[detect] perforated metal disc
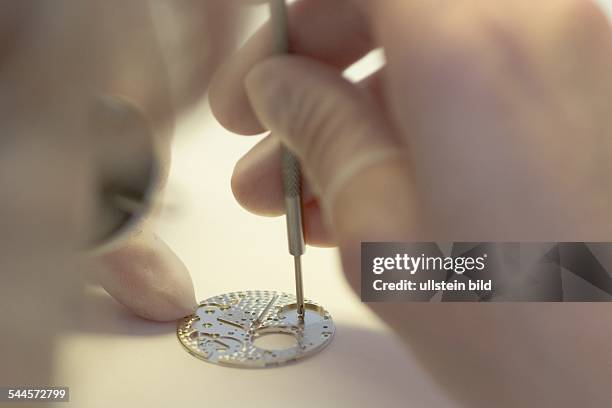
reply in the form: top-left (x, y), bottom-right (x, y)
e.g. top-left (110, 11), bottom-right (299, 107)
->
top-left (177, 290), bottom-right (335, 368)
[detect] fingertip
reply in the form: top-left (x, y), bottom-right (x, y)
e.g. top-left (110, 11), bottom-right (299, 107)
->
top-left (242, 56), bottom-right (291, 119)
top-left (210, 0), bottom-right (374, 137)
top-left (230, 134), bottom-right (333, 246)
top-left (231, 136), bottom-right (286, 216)
top-left (209, 57), bottom-right (267, 136)
top-left (98, 230), bottom-right (197, 322)
top-left (231, 161), bottom-right (285, 217)
top-left (303, 201), bottom-right (335, 247)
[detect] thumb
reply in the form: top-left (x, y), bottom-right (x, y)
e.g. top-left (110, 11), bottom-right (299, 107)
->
top-left (95, 228), bottom-right (197, 322)
top-left (244, 56), bottom-right (419, 288)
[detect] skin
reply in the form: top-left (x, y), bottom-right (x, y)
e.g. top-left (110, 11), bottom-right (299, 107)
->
top-left (0, 0), bottom-right (246, 386)
top-left (2, 0), bottom-right (612, 405)
top-left (0, 0), bottom-right (246, 319)
top-left (210, 0), bottom-right (612, 406)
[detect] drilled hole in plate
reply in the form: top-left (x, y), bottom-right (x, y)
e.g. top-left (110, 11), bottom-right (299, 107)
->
top-left (278, 303), bottom-right (328, 322)
top-left (253, 333), bottom-right (298, 351)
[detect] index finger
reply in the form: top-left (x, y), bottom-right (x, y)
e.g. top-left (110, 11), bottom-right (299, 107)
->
top-left (209, 0), bottom-right (374, 135)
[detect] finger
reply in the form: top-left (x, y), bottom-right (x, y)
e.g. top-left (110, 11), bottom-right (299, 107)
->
top-left (231, 135), bottom-right (333, 246)
top-left (231, 68), bottom-right (385, 213)
top-left (95, 228), bottom-right (197, 322)
top-left (151, 0), bottom-right (246, 114)
top-left (87, 96), bottom-right (173, 248)
top-left (231, 69), bottom-right (386, 247)
top-left (210, 0), bottom-right (374, 135)
top-left (302, 200), bottom-right (334, 247)
top-left (231, 135), bottom-right (317, 216)
top-left (244, 56), bottom-right (418, 289)
top-left (245, 56), bottom-right (406, 215)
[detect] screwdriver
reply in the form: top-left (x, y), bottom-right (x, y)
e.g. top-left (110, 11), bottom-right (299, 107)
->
top-left (268, 0), bottom-right (306, 321)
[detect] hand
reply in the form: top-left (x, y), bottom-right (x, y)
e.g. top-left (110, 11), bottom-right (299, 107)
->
top-left (210, 0), bottom-right (612, 405)
top-left (0, 1), bottom-right (244, 322)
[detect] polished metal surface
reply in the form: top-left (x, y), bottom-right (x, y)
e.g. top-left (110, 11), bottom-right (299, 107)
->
top-left (177, 291), bottom-right (334, 368)
top-left (293, 256), bottom-right (305, 319)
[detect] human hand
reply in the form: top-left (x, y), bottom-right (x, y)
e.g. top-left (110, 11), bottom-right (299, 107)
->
top-left (213, 0), bottom-right (612, 247)
top-left (211, 0), bottom-right (612, 405)
top-left (0, 0), bottom-right (245, 322)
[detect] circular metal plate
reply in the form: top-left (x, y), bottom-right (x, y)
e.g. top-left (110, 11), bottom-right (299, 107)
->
top-left (177, 290), bottom-right (335, 368)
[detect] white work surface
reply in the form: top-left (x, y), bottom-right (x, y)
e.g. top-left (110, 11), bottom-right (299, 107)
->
top-left (53, 2), bottom-right (612, 406)
top-left (54, 99), bottom-right (453, 407)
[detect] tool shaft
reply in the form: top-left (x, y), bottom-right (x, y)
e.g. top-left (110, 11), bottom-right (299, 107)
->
top-left (269, 0), bottom-right (306, 320)
top-left (294, 256), bottom-right (305, 318)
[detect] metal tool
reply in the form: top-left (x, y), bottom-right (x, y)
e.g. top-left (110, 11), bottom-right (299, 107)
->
top-left (268, 0), bottom-right (306, 321)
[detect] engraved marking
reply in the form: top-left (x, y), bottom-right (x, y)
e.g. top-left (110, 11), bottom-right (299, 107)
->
top-left (214, 339), bottom-right (230, 349)
top-left (254, 295), bottom-right (278, 327)
top-left (217, 317), bottom-right (245, 330)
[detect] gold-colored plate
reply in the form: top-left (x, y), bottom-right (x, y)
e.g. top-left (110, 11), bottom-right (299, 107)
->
top-left (177, 290), bottom-right (335, 368)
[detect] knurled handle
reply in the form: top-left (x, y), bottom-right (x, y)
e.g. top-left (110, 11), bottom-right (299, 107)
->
top-left (282, 145), bottom-right (305, 256)
top-left (281, 146), bottom-right (302, 198)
